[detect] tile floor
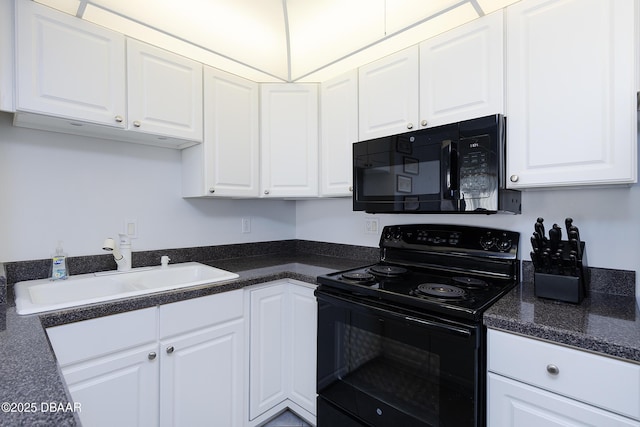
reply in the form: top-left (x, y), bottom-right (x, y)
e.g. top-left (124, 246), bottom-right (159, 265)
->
top-left (260, 410), bottom-right (311, 427)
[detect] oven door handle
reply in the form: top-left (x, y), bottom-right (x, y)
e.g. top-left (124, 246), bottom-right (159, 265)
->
top-left (316, 289), bottom-right (473, 338)
top-left (403, 315), bottom-right (471, 337)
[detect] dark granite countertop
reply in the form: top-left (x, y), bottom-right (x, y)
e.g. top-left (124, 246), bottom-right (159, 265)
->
top-left (1, 243), bottom-right (638, 426)
top-left (0, 252), bottom-right (368, 427)
top-left (484, 264), bottom-right (640, 363)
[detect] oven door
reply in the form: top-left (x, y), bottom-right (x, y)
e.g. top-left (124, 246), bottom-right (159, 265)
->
top-left (316, 288), bottom-right (482, 427)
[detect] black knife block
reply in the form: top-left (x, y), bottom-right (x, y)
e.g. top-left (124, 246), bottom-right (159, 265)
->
top-left (534, 241), bottom-right (588, 304)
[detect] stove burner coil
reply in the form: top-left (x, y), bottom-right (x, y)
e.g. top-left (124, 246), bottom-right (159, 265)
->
top-left (341, 272), bottom-right (375, 283)
top-left (452, 276), bottom-right (489, 289)
top-left (415, 283), bottom-right (468, 300)
top-left (368, 265), bottom-right (408, 277)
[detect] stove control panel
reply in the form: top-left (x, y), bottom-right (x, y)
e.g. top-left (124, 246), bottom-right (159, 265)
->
top-left (380, 224), bottom-right (519, 255)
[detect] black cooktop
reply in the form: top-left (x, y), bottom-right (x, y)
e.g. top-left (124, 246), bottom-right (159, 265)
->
top-left (316, 224), bottom-right (520, 321)
top-left (317, 263), bottom-right (517, 321)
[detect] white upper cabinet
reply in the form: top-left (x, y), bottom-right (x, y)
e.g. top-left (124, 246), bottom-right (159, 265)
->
top-left (182, 66), bottom-right (259, 198)
top-left (505, 0), bottom-right (637, 188)
top-left (320, 70), bottom-right (358, 197)
top-left (14, 0), bottom-right (202, 148)
top-left (260, 83), bottom-right (319, 198)
top-left (419, 11), bottom-right (504, 127)
top-left (0, 0), bottom-right (15, 112)
top-left (358, 46), bottom-right (419, 140)
top-left (127, 38), bottom-right (203, 142)
top-left (358, 12), bottom-right (504, 141)
top-left (15, 0), bottom-right (126, 127)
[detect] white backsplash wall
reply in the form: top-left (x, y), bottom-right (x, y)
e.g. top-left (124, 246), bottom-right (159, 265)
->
top-left (0, 112), bottom-right (296, 262)
top-left (296, 185), bottom-right (640, 274)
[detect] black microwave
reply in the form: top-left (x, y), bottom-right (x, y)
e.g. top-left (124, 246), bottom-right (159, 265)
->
top-left (353, 114), bottom-right (521, 214)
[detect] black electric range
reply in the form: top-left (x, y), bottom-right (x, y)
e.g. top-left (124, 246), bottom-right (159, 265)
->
top-left (315, 224), bottom-right (521, 427)
top-left (317, 223), bottom-right (521, 322)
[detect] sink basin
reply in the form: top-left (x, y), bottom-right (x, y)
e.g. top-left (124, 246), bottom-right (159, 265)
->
top-left (14, 262), bottom-right (239, 315)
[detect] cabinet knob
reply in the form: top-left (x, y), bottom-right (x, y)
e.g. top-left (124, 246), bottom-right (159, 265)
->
top-left (133, 121), bottom-right (141, 128)
top-left (148, 352), bottom-right (157, 360)
top-left (406, 123), bottom-right (414, 130)
top-left (209, 188), bottom-right (215, 194)
top-left (115, 115), bottom-right (124, 123)
top-left (420, 120), bottom-right (428, 127)
top-left (510, 175), bottom-right (519, 183)
top-left (264, 190), bottom-right (270, 195)
top-left (546, 364), bottom-right (559, 375)
top-left (166, 346), bottom-right (175, 354)
top-left (349, 186), bottom-right (353, 192)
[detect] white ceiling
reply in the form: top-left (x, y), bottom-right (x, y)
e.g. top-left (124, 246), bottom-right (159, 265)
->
top-left (34, 0), bottom-right (520, 82)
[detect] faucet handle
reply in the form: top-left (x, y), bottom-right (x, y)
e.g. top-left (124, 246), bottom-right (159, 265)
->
top-left (161, 256), bottom-right (171, 268)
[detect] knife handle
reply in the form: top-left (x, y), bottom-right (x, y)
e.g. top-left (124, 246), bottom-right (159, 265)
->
top-left (565, 217), bottom-right (573, 234)
top-left (535, 218), bottom-right (546, 242)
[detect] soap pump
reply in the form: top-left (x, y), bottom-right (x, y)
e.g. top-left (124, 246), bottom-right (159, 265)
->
top-left (50, 241), bottom-right (68, 280)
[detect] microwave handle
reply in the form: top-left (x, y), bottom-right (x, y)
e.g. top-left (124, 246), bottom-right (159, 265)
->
top-left (441, 140), bottom-right (458, 199)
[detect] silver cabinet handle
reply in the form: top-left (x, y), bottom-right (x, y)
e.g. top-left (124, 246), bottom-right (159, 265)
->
top-left (546, 364), bottom-right (559, 375)
top-left (148, 352), bottom-right (157, 360)
top-left (420, 120), bottom-right (428, 127)
top-left (406, 123), bottom-right (414, 130)
top-left (510, 175), bottom-right (519, 183)
top-left (166, 346), bottom-right (175, 354)
top-left (264, 190), bottom-right (270, 195)
top-left (115, 115), bottom-right (124, 123)
top-left (209, 188), bottom-right (215, 194)
top-left (349, 186), bottom-right (353, 192)
top-left (133, 121), bottom-right (141, 128)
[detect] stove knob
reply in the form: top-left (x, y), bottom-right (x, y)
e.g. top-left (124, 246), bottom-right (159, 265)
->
top-left (496, 237), bottom-right (513, 251)
top-left (479, 233), bottom-right (495, 250)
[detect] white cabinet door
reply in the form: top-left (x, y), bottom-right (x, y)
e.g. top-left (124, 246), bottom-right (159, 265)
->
top-left (61, 344), bottom-right (160, 427)
top-left (260, 84), bottom-right (319, 198)
top-left (47, 307), bottom-right (159, 427)
top-left (15, 0), bottom-right (126, 127)
top-left (288, 284), bottom-right (317, 416)
top-left (320, 70), bottom-right (358, 197)
top-left (489, 374), bottom-right (640, 427)
top-left (127, 38), bottom-right (203, 142)
top-left (159, 290), bottom-right (245, 427)
top-left (249, 283), bottom-right (289, 419)
top-left (419, 11), bottom-right (504, 127)
top-left (182, 66), bottom-right (259, 197)
top-left (505, 0), bottom-right (637, 188)
top-left (358, 46), bottom-right (419, 140)
top-left (159, 318), bottom-right (245, 427)
top-left (248, 281), bottom-right (318, 424)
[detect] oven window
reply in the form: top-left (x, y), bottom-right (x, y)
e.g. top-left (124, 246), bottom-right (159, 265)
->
top-left (317, 294), bottom-right (479, 426)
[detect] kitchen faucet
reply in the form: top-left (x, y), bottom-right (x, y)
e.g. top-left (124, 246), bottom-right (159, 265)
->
top-left (102, 234), bottom-right (132, 272)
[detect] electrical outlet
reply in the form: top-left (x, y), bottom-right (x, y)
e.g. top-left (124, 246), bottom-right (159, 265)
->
top-left (124, 218), bottom-right (138, 238)
top-left (241, 217), bottom-right (251, 233)
top-left (365, 218), bottom-right (379, 234)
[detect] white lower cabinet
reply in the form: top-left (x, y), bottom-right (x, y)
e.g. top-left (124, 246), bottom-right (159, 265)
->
top-left (46, 290), bottom-right (245, 427)
top-left (47, 308), bottom-right (159, 427)
top-left (489, 374), bottom-right (640, 427)
top-left (246, 280), bottom-right (317, 426)
top-left (159, 290), bottom-right (245, 427)
top-left (488, 329), bottom-right (640, 427)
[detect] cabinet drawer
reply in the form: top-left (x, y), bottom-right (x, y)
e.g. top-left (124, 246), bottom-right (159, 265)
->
top-left (488, 329), bottom-right (640, 420)
top-left (159, 290), bottom-right (243, 339)
top-left (47, 307), bottom-right (157, 366)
